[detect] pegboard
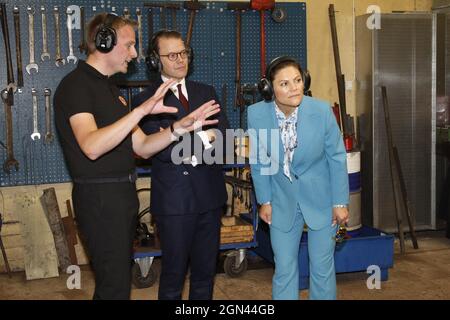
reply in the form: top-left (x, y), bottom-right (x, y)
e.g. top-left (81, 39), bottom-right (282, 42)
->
top-left (0, 1), bottom-right (306, 187)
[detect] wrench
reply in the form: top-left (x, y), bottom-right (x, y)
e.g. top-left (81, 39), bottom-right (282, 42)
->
top-left (44, 88), bottom-right (53, 143)
top-left (0, 4), bottom-right (17, 92)
top-left (26, 7), bottom-right (39, 74)
top-left (13, 6), bottom-right (24, 88)
top-left (136, 8), bottom-right (145, 63)
top-left (1, 89), bottom-right (19, 173)
top-left (78, 6), bottom-right (86, 53)
top-left (66, 7), bottom-right (77, 64)
top-left (31, 88), bottom-right (41, 140)
top-left (53, 6), bottom-right (65, 67)
top-left (40, 6), bottom-right (50, 61)
top-left (123, 7), bottom-right (131, 19)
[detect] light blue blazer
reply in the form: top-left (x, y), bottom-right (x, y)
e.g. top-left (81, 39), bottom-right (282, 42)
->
top-left (248, 96), bottom-right (349, 232)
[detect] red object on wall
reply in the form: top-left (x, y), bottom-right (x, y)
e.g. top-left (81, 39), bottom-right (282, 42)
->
top-left (344, 135), bottom-right (353, 152)
top-left (332, 103), bottom-right (342, 130)
top-left (250, 0), bottom-right (275, 10)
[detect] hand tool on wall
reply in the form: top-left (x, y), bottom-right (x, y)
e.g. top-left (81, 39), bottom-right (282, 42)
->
top-left (53, 6), bottom-right (65, 67)
top-left (227, 2), bottom-right (248, 129)
top-left (381, 86), bottom-right (419, 252)
top-left (147, 7), bottom-right (154, 45)
top-left (328, 4), bottom-right (348, 136)
top-left (40, 6), bottom-right (50, 61)
top-left (184, 0), bottom-right (206, 47)
top-left (1, 89), bottom-right (19, 173)
top-left (78, 6), bottom-right (86, 54)
top-left (136, 8), bottom-right (145, 63)
top-left (250, 0), bottom-right (275, 77)
top-left (26, 7), bottom-right (39, 75)
top-left (0, 3), bottom-right (17, 91)
top-left (44, 88), bottom-right (53, 144)
top-left (0, 213), bottom-right (12, 278)
top-left (12, 7), bottom-right (24, 88)
top-left (31, 88), bottom-right (41, 141)
top-left (66, 7), bottom-right (77, 64)
top-left (123, 7), bottom-right (131, 20)
top-left (170, 5), bottom-right (177, 31)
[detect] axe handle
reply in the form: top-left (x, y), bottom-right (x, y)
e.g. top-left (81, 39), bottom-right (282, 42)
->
top-left (260, 10), bottom-right (266, 77)
top-left (186, 10), bottom-right (196, 46)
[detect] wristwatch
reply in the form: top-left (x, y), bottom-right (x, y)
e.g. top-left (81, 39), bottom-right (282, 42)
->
top-left (333, 204), bottom-right (348, 208)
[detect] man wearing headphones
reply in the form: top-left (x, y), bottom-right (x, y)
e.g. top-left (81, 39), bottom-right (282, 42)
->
top-left (248, 56), bottom-right (349, 299)
top-left (132, 30), bottom-right (229, 300)
top-left (54, 14), bottom-right (220, 300)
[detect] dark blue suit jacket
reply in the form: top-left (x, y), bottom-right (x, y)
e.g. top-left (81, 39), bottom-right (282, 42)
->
top-left (132, 79), bottom-right (229, 216)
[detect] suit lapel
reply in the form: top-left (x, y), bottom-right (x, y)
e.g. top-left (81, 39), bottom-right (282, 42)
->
top-left (266, 103), bottom-right (285, 172)
top-left (292, 98), bottom-right (315, 170)
top-left (154, 77), bottom-right (188, 117)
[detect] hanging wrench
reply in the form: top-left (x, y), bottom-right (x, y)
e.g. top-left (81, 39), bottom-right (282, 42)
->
top-left (53, 6), bottom-right (65, 67)
top-left (41, 6), bottom-right (50, 61)
top-left (66, 7), bottom-right (77, 64)
top-left (31, 88), bottom-right (41, 141)
top-left (78, 6), bottom-right (86, 53)
top-left (1, 89), bottom-right (19, 173)
top-left (123, 7), bottom-right (131, 19)
top-left (26, 7), bottom-right (39, 74)
top-left (136, 8), bottom-right (145, 63)
top-left (44, 88), bottom-right (53, 144)
top-left (13, 6), bottom-right (24, 88)
top-left (0, 4), bottom-right (17, 92)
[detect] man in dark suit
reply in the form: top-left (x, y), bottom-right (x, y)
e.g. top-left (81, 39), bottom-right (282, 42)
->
top-left (132, 30), bottom-right (228, 300)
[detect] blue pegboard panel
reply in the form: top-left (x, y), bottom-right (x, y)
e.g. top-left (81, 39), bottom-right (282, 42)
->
top-left (0, 1), bottom-right (306, 187)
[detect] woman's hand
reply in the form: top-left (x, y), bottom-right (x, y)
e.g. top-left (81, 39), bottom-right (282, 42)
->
top-left (332, 207), bottom-right (350, 226)
top-left (259, 203), bottom-right (272, 225)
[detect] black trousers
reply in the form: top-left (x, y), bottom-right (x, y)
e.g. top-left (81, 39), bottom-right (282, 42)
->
top-left (72, 181), bottom-right (138, 300)
top-left (155, 207), bottom-right (222, 300)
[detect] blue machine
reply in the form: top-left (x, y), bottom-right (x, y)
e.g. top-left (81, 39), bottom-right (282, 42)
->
top-left (253, 222), bottom-right (394, 290)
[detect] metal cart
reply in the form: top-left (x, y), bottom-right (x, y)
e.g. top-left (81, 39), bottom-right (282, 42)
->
top-left (131, 164), bottom-right (258, 288)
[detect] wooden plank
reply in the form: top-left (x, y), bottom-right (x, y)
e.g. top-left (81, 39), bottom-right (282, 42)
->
top-left (1, 234), bottom-right (24, 249)
top-left (0, 247), bottom-right (24, 272)
top-left (16, 189), bottom-right (59, 280)
top-left (41, 188), bottom-right (71, 271)
top-left (221, 219), bottom-right (252, 232)
top-left (220, 235), bottom-right (253, 244)
top-left (221, 230), bottom-right (254, 237)
top-left (0, 222), bottom-right (21, 236)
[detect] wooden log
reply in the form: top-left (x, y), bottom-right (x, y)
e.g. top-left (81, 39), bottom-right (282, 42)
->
top-left (17, 190), bottom-right (59, 280)
top-left (40, 188), bottom-right (71, 272)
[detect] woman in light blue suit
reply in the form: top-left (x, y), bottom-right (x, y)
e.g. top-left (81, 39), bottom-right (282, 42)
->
top-left (248, 56), bottom-right (350, 300)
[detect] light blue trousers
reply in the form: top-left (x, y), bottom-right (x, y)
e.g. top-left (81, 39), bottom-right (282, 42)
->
top-left (270, 206), bottom-right (337, 300)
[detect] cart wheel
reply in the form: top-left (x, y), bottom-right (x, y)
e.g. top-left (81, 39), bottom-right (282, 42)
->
top-left (131, 262), bottom-right (157, 288)
top-left (223, 255), bottom-right (248, 278)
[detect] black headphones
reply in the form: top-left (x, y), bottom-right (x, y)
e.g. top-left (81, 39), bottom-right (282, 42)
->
top-left (95, 14), bottom-right (117, 53)
top-left (258, 56), bottom-right (311, 101)
top-left (146, 29), bottom-right (193, 73)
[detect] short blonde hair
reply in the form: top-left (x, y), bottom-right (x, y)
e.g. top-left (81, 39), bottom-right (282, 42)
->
top-left (84, 13), bottom-right (137, 54)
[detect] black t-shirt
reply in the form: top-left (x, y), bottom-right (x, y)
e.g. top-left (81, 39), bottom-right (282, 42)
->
top-left (54, 60), bottom-right (135, 179)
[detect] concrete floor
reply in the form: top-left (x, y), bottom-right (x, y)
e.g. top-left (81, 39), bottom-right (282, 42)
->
top-left (1, 230), bottom-right (450, 300)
